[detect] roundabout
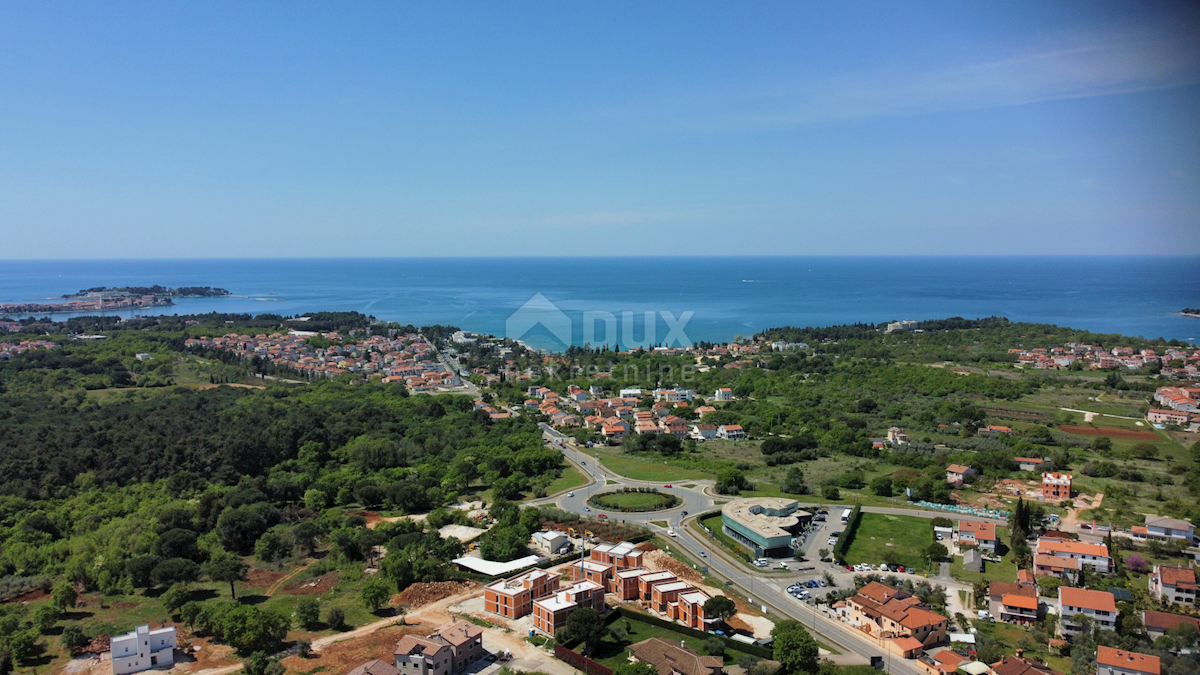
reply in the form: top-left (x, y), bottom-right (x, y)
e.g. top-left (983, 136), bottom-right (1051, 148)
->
top-left (586, 488), bottom-right (681, 512)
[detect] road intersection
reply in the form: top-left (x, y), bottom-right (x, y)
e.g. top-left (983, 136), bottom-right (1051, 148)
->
top-left (534, 423), bottom-right (995, 673)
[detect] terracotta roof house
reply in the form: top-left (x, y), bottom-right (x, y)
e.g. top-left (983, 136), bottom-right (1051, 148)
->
top-left (946, 465), bottom-right (976, 486)
top-left (846, 582), bottom-right (946, 658)
top-left (1149, 565), bottom-right (1197, 606)
top-left (346, 660), bottom-right (400, 675)
top-left (990, 654), bottom-right (1064, 675)
top-left (1097, 646), bottom-right (1160, 675)
top-left (1142, 610), bottom-right (1200, 640)
top-left (628, 638), bottom-right (724, 675)
top-left (957, 520), bottom-right (998, 552)
top-left (1058, 587), bottom-right (1117, 636)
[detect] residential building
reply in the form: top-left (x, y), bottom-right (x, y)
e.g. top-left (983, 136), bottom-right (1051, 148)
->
top-left (674, 590), bottom-right (715, 630)
top-left (1033, 554), bottom-right (1080, 580)
top-left (1041, 473), bottom-right (1071, 501)
top-left (714, 388), bottom-right (733, 401)
top-left (532, 580), bottom-right (605, 635)
top-left (717, 424), bottom-right (745, 440)
top-left (946, 465), bottom-right (975, 486)
top-left (638, 572), bottom-right (679, 601)
top-left (989, 580), bottom-right (1039, 625)
top-left (1096, 646), bottom-right (1160, 675)
top-left (612, 567), bottom-right (652, 600)
top-left (845, 582), bottom-right (948, 657)
top-left (1142, 611), bottom-right (1200, 640)
top-left (989, 654), bottom-right (1064, 675)
top-left (348, 661), bottom-right (401, 675)
top-left (569, 559), bottom-right (614, 588)
top-left (887, 427), bottom-right (909, 444)
top-left (112, 625), bottom-right (176, 675)
top-left (1148, 565), bottom-right (1197, 606)
top-left (887, 320), bottom-right (919, 333)
top-left (591, 541), bottom-right (645, 569)
top-left (1015, 457), bottom-right (1043, 471)
top-left (690, 424), bottom-right (718, 441)
top-left (650, 580), bottom-right (695, 613)
top-left (1036, 538), bottom-right (1111, 574)
top-left (484, 568), bottom-right (559, 619)
top-left (620, 388), bottom-right (644, 399)
top-left (1058, 587), bottom-right (1117, 635)
top-left (653, 388), bottom-right (694, 403)
top-left (393, 621), bottom-right (484, 675)
top-left (1145, 516), bottom-right (1195, 544)
top-left (627, 638), bottom-right (724, 675)
top-left (1147, 409), bottom-right (1189, 426)
top-left (957, 520), bottom-right (997, 552)
top-left (721, 497), bottom-right (809, 557)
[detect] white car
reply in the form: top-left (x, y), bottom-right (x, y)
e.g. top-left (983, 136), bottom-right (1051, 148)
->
top-left (878, 564), bottom-right (889, 572)
top-left (567, 492), bottom-right (575, 497)
top-left (666, 530), bottom-right (677, 537)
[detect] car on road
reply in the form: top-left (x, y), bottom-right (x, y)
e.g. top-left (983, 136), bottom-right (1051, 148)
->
top-left (597, 513), bottom-right (608, 519)
top-left (664, 484), bottom-right (672, 488)
top-left (581, 461), bottom-right (586, 466)
top-left (584, 506), bottom-right (590, 511)
top-left (667, 530), bottom-right (677, 537)
top-left (681, 511), bottom-right (688, 516)
top-left (699, 550), bottom-right (707, 557)
top-left (567, 492), bottom-right (575, 497)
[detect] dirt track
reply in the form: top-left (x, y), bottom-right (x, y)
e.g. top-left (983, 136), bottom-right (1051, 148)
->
top-left (1059, 425), bottom-right (1159, 440)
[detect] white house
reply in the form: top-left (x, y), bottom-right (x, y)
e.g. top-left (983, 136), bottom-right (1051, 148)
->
top-left (717, 425), bottom-right (745, 441)
top-left (690, 424), bottom-right (718, 441)
top-left (112, 625), bottom-right (176, 675)
top-left (653, 388), bottom-right (694, 403)
top-left (1058, 587), bottom-right (1116, 636)
top-left (532, 530), bottom-right (569, 555)
top-left (619, 388), bottom-right (643, 399)
top-left (714, 388), bottom-right (733, 401)
top-left (1146, 516), bottom-right (1195, 544)
top-left (1148, 565), bottom-right (1197, 606)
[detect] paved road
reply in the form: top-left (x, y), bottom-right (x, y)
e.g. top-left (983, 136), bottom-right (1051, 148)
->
top-left (534, 425), bottom-right (969, 674)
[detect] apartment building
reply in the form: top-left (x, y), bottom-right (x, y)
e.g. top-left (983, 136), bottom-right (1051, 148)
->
top-left (484, 568), bottom-right (559, 619)
top-left (1058, 587), bottom-right (1117, 636)
top-left (844, 582), bottom-right (948, 657)
top-left (1041, 473), bottom-right (1072, 501)
top-left (532, 581), bottom-right (605, 636)
top-left (1035, 538), bottom-right (1111, 574)
top-left (393, 621), bottom-right (483, 675)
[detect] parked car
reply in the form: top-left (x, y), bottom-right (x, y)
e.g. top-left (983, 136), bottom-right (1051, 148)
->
top-left (879, 564), bottom-right (889, 572)
top-left (819, 579), bottom-right (827, 586)
top-left (897, 566), bottom-right (905, 573)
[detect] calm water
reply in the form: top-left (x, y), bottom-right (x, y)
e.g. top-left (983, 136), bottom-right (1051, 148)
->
top-left (1, 257), bottom-right (1198, 349)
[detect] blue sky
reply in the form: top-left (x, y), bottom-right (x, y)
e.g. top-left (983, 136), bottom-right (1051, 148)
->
top-left (2, 2), bottom-right (1198, 258)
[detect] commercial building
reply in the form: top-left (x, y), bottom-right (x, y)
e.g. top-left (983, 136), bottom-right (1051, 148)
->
top-left (720, 497), bottom-right (809, 557)
top-left (111, 625), bottom-right (176, 675)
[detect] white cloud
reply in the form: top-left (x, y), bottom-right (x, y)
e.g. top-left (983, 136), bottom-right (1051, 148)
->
top-left (600, 25), bottom-right (1200, 132)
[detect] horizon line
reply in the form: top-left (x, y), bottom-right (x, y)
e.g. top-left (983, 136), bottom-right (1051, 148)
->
top-left (4, 253), bottom-right (1200, 263)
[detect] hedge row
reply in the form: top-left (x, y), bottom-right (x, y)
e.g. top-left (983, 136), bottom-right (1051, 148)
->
top-left (832, 504), bottom-right (862, 561)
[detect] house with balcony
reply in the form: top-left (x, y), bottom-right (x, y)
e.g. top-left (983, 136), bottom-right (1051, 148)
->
top-left (845, 582), bottom-right (948, 658)
top-left (532, 580), bottom-right (605, 636)
top-left (1096, 646), bottom-right (1160, 675)
top-left (1058, 587), bottom-right (1116, 636)
top-left (393, 621), bottom-right (483, 675)
top-left (957, 520), bottom-right (997, 553)
top-left (1148, 565), bottom-right (1196, 606)
top-left (111, 625), bottom-right (176, 675)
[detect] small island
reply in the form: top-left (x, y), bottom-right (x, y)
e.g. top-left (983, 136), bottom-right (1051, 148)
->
top-left (63, 285), bottom-right (231, 299)
top-left (1, 285), bottom-right (231, 316)
top-left (1182, 308), bottom-right (1200, 318)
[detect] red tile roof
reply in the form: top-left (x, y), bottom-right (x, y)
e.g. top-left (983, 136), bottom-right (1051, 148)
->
top-left (1059, 587), bottom-right (1116, 613)
top-left (1097, 646), bottom-right (1160, 675)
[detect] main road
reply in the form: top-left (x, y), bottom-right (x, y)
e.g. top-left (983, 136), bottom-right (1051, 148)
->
top-left (535, 423), bottom-right (979, 675)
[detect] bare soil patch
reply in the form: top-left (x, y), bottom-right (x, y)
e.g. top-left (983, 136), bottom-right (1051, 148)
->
top-left (394, 581), bottom-right (478, 608)
top-left (245, 568), bottom-right (289, 589)
top-left (643, 550), bottom-right (701, 584)
top-left (281, 623), bottom-right (421, 675)
top-left (4, 587), bottom-right (49, 604)
top-left (1059, 425), bottom-right (1159, 440)
top-left (283, 571), bottom-right (340, 595)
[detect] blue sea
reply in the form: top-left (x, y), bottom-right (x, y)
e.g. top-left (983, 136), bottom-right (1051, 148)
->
top-left (2, 257), bottom-right (1198, 350)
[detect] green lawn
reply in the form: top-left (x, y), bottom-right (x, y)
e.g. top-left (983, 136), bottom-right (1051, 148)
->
top-left (591, 449), bottom-right (714, 481)
top-left (842, 513), bottom-right (933, 569)
top-left (579, 615), bottom-right (756, 668)
top-left (950, 534), bottom-right (1018, 584)
top-left (544, 465), bottom-right (589, 495)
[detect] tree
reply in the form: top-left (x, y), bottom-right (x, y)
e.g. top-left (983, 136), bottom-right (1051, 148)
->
top-left (127, 555), bottom-right (162, 588)
top-left (716, 469), bottom-right (750, 495)
top-left (327, 606), bottom-right (347, 630)
top-left (60, 625), bottom-right (88, 653)
top-left (614, 663), bottom-right (658, 675)
top-left (869, 476), bottom-right (893, 497)
top-left (772, 620), bottom-right (819, 675)
top-left (821, 485), bottom-right (840, 500)
top-left (205, 553), bottom-right (249, 599)
top-left (297, 639), bottom-right (312, 658)
top-left (7, 629), bottom-right (42, 665)
top-left (152, 558), bottom-right (201, 587)
top-left (244, 651), bottom-right (285, 675)
top-left (51, 584), bottom-right (78, 611)
top-left (818, 548), bottom-right (830, 561)
top-left (33, 604), bottom-right (61, 634)
top-left (558, 607), bottom-right (608, 656)
top-left (362, 578), bottom-right (391, 612)
top-left (162, 584), bottom-right (192, 615)
top-left (702, 637), bottom-right (726, 657)
top-left (295, 597), bottom-right (321, 629)
top-left (782, 467), bottom-right (809, 495)
top-left (926, 543), bottom-right (948, 562)
top-left (704, 596), bottom-right (737, 623)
